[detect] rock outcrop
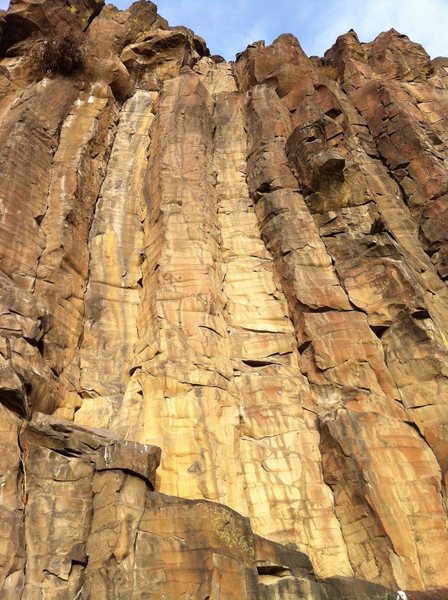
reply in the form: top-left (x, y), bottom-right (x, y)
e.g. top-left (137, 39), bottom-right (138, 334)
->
top-left (0, 1), bottom-right (447, 598)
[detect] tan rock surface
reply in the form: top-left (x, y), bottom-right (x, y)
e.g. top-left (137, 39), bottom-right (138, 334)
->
top-left (1, 1), bottom-right (448, 597)
top-left (0, 405), bottom-right (402, 600)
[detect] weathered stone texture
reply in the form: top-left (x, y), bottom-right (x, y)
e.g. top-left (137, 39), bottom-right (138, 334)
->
top-left (0, 404), bottom-right (400, 600)
top-left (1, 1), bottom-right (448, 598)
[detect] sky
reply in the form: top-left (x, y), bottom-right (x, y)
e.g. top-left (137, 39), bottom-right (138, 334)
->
top-left (1, 0), bottom-right (447, 60)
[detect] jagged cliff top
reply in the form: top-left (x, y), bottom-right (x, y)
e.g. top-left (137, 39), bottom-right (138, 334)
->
top-left (1, 0), bottom-right (446, 87)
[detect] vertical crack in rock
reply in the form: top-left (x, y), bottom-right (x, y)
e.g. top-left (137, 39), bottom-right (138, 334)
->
top-left (71, 90), bottom-right (158, 428)
top-left (31, 84), bottom-right (118, 417)
top-left (210, 67), bottom-right (353, 577)
top-left (319, 417), bottom-right (401, 589)
top-left (103, 69), bottom-right (242, 508)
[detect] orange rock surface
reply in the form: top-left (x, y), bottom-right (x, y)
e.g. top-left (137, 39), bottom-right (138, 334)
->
top-left (0, 1), bottom-right (447, 598)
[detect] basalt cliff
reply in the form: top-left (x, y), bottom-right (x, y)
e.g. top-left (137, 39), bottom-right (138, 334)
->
top-left (0, 1), bottom-right (448, 598)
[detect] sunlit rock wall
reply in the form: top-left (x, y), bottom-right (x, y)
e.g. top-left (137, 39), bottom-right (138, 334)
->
top-left (1, 1), bottom-right (448, 597)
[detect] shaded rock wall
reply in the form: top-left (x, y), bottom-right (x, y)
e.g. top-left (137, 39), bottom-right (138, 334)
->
top-left (0, 1), bottom-right (448, 597)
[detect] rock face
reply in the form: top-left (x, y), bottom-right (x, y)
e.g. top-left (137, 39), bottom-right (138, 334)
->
top-left (0, 1), bottom-right (447, 598)
top-left (0, 405), bottom-right (400, 600)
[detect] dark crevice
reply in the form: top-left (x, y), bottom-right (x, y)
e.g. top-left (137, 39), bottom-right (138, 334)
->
top-left (241, 359), bottom-right (276, 368)
top-left (198, 324), bottom-right (224, 337)
top-left (82, 2), bottom-right (105, 33)
top-left (322, 230), bottom-right (345, 239)
top-left (370, 325), bottom-right (390, 339)
top-left (36, 338), bottom-right (45, 356)
top-left (306, 305), bottom-right (338, 314)
top-left (298, 340), bottom-right (311, 353)
top-left (257, 564), bottom-right (291, 576)
top-left (71, 558), bottom-right (88, 569)
top-left (48, 447), bottom-right (84, 458)
top-left (370, 217), bottom-right (386, 235)
top-left (404, 419), bottom-right (426, 441)
top-left (422, 244), bottom-right (438, 258)
top-left (0, 389), bottom-right (29, 418)
top-left (257, 182), bottom-right (271, 194)
top-left (325, 107), bottom-right (343, 120)
top-left (24, 336), bottom-right (45, 356)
